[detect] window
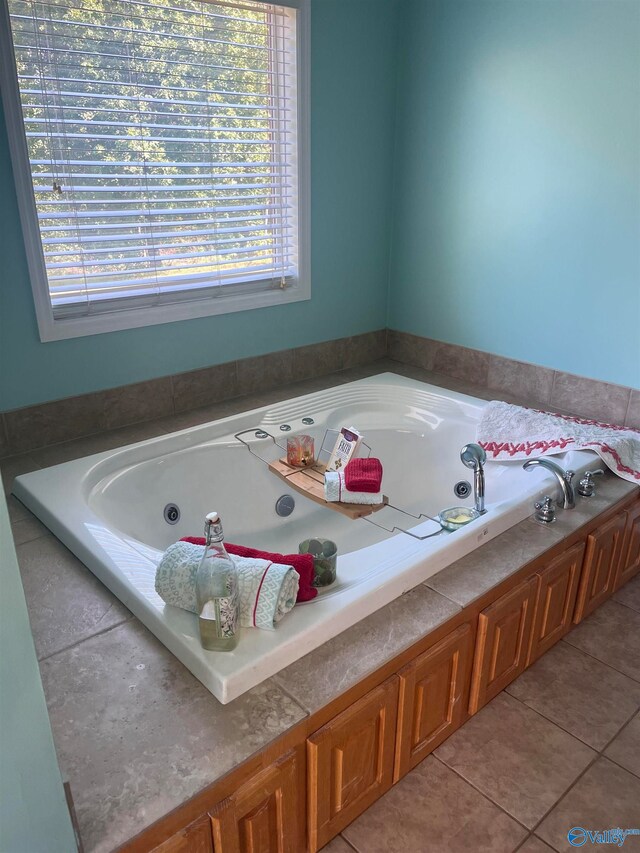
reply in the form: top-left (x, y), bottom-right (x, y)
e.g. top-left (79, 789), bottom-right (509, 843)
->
top-left (1, 0), bottom-right (309, 340)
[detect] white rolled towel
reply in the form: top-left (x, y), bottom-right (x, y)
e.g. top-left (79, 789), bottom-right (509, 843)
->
top-left (155, 541), bottom-right (299, 630)
top-left (324, 470), bottom-right (384, 505)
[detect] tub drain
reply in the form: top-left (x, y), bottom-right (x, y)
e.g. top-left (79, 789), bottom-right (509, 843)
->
top-left (454, 481), bottom-right (472, 500)
top-left (163, 503), bottom-right (181, 525)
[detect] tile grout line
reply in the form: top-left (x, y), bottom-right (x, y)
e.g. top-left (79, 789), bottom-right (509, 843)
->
top-left (512, 833), bottom-right (537, 853)
top-left (335, 834), bottom-right (361, 852)
top-left (435, 685), bottom-right (637, 845)
top-left (596, 709), bottom-right (640, 781)
top-left (36, 616), bottom-right (134, 665)
top-left (609, 595), bottom-right (640, 616)
top-left (504, 670), bottom-right (640, 753)
top-left (528, 703), bottom-right (640, 840)
top-left (266, 678), bottom-right (310, 720)
top-left (560, 634), bottom-right (640, 684)
top-left (431, 753), bottom-right (531, 835)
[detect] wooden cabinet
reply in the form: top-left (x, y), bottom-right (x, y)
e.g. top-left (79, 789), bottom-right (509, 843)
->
top-left (210, 749), bottom-right (304, 853)
top-left (574, 513), bottom-right (626, 623)
top-left (152, 817), bottom-right (213, 853)
top-left (307, 677), bottom-right (398, 852)
top-left (394, 624), bottom-right (473, 780)
top-left (129, 494), bottom-right (640, 853)
top-left (614, 499), bottom-right (640, 591)
top-left (528, 542), bottom-right (584, 665)
top-left (469, 576), bottom-right (538, 714)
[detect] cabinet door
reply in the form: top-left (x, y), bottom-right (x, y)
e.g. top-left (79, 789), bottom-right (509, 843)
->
top-left (210, 749), bottom-right (303, 853)
top-left (152, 816), bottom-right (213, 853)
top-left (574, 513), bottom-right (626, 623)
top-left (307, 676), bottom-right (398, 852)
top-left (469, 576), bottom-right (538, 714)
top-left (614, 500), bottom-right (640, 591)
top-left (394, 624), bottom-right (473, 781)
top-left (528, 542), bottom-right (584, 664)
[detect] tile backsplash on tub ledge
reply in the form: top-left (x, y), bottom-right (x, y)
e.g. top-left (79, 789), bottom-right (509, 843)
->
top-left (1, 327), bottom-right (638, 457)
top-left (388, 331), bottom-right (639, 429)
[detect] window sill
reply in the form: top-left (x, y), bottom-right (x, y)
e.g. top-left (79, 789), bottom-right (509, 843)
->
top-left (36, 281), bottom-right (310, 341)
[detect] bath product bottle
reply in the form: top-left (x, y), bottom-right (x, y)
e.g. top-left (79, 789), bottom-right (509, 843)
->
top-left (195, 512), bottom-right (239, 651)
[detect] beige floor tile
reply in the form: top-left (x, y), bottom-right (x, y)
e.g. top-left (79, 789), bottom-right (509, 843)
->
top-left (435, 693), bottom-right (595, 828)
top-left (519, 837), bottom-right (556, 853)
top-left (537, 758), bottom-right (640, 852)
top-left (605, 712), bottom-right (640, 778)
top-left (564, 600), bottom-right (640, 682)
top-left (613, 574), bottom-right (640, 613)
top-left (341, 755), bottom-right (526, 853)
top-left (6, 494), bottom-right (30, 523)
top-left (0, 453), bottom-right (41, 494)
top-left (506, 642), bottom-right (640, 749)
top-left (10, 512), bottom-right (49, 547)
top-left (320, 837), bottom-right (356, 852)
top-left (17, 534), bottom-right (131, 659)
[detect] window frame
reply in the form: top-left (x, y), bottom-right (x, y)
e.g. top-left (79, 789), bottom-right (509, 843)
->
top-left (0, 0), bottom-right (310, 342)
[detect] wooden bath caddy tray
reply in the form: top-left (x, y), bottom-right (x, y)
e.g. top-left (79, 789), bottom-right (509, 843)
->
top-left (268, 457), bottom-right (389, 520)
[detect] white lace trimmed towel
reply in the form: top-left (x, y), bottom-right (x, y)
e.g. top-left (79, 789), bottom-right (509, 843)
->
top-left (155, 541), bottom-right (299, 630)
top-left (324, 470), bottom-right (384, 505)
top-left (477, 401), bottom-right (640, 484)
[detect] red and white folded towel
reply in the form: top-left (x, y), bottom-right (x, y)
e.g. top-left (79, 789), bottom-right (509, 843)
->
top-left (477, 401), bottom-right (640, 483)
top-left (344, 457), bottom-right (383, 493)
top-left (324, 470), bottom-right (384, 505)
top-left (155, 541), bottom-right (299, 629)
top-left (180, 538), bottom-right (317, 601)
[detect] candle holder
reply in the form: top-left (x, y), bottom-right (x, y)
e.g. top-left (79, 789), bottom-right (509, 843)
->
top-left (287, 434), bottom-right (315, 467)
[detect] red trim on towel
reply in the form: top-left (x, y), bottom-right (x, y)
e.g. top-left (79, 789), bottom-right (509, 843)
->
top-left (252, 562), bottom-right (272, 627)
top-left (480, 438), bottom-right (575, 457)
top-left (479, 404), bottom-right (640, 481)
top-left (179, 539), bottom-right (317, 601)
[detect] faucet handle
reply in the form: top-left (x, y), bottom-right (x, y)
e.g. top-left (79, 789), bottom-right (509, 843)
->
top-left (534, 496), bottom-right (556, 524)
top-left (565, 470), bottom-right (575, 483)
top-left (577, 469), bottom-right (604, 497)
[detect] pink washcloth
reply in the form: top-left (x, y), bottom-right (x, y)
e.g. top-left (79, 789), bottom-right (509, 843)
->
top-left (344, 457), bottom-right (383, 493)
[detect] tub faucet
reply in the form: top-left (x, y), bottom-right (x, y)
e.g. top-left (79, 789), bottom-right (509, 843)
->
top-left (523, 458), bottom-right (575, 509)
top-left (460, 443), bottom-right (487, 515)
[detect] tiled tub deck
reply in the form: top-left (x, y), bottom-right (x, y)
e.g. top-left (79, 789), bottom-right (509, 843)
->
top-left (3, 360), bottom-right (639, 853)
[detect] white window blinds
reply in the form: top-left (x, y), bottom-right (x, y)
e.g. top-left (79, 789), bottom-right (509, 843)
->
top-left (6, 0), bottom-right (300, 319)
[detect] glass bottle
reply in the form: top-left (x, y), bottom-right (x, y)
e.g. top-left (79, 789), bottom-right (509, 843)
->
top-left (195, 512), bottom-right (239, 651)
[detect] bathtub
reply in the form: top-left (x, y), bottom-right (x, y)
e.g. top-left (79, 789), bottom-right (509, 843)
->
top-left (14, 373), bottom-right (596, 703)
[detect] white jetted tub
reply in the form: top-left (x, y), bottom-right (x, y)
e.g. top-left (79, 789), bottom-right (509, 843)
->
top-left (14, 373), bottom-right (596, 702)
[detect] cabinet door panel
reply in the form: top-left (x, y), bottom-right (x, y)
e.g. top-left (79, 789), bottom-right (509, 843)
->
top-left (152, 816), bottom-right (213, 853)
top-left (469, 577), bottom-right (538, 714)
top-left (528, 542), bottom-right (584, 664)
top-left (574, 513), bottom-right (625, 623)
top-left (615, 500), bottom-right (640, 591)
top-left (210, 749), bottom-right (303, 853)
top-left (307, 677), bottom-right (398, 852)
top-left (395, 623), bottom-right (473, 780)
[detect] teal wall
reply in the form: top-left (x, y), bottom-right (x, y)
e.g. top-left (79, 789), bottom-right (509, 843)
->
top-left (2, 0), bottom-right (639, 410)
top-left (389, 0), bottom-right (640, 388)
top-left (0, 0), bottom-right (400, 410)
top-left (0, 492), bottom-right (77, 852)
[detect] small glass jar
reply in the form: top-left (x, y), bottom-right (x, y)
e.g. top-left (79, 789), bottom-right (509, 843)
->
top-left (287, 434), bottom-right (315, 467)
top-left (299, 537), bottom-right (337, 587)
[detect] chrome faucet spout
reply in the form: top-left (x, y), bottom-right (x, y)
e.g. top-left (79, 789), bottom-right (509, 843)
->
top-left (523, 458), bottom-right (575, 509)
top-left (460, 443), bottom-right (487, 515)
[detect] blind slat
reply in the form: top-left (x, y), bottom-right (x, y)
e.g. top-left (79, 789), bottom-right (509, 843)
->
top-left (8, 0), bottom-right (299, 313)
